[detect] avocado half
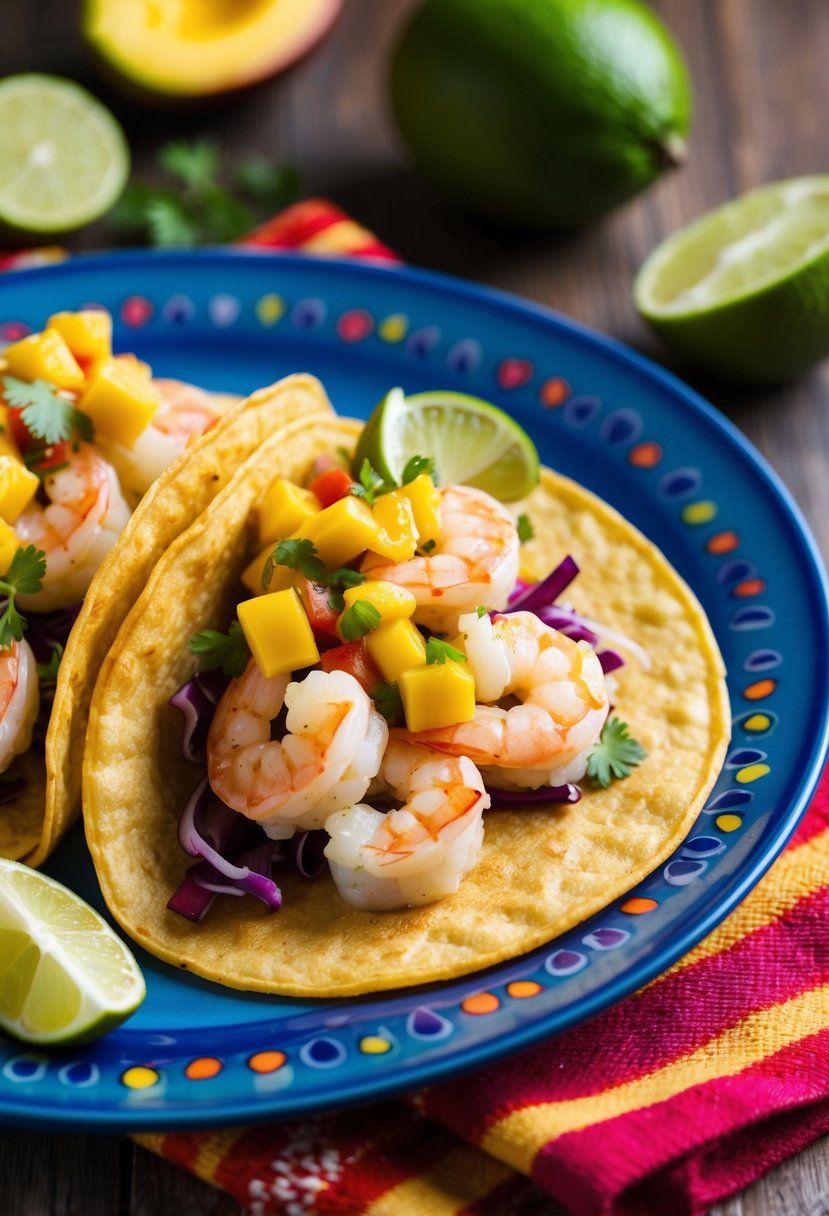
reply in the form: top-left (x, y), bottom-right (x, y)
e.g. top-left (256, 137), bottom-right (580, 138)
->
top-left (83, 0), bottom-right (343, 100)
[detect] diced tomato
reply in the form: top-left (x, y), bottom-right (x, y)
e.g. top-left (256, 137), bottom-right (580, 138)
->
top-left (6, 407), bottom-right (34, 452)
top-left (26, 440), bottom-right (71, 473)
top-left (295, 576), bottom-right (342, 641)
top-left (308, 467), bottom-right (355, 508)
top-left (319, 640), bottom-right (382, 694)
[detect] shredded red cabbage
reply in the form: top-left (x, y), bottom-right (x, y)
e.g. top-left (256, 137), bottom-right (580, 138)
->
top-left (166, 871), bottom-right (217, 922)
top-left (599, 649), bottom-right (625, 675)
top-left (170, 680), bottom-right (216, 765)
top-left (289, 830), bottom-right (329, 879)
top-left (487, 783), bottom-right (581, 806)
top-left (506, 556), bottom-right (580, 613)
top-left (27, 604), bottom-right (81, 664)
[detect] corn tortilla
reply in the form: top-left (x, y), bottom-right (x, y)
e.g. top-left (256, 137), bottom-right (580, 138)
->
top-left (1, 374), bottom-right (334, 866)
top-left (83, 417), bottom-right (730, 997)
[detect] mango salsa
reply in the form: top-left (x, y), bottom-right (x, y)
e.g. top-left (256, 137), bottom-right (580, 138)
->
top-left (0, 406), bottom-right (21, 462)
top-left (342, 580), bottom-right (416, 625)
top-left (0, 519), bottom-right (19, 576)
top-left (366, 618), bottom-right (426, 682)
top-left (240, 544), bottom-right (296, 596)
top-left (0, 455), bottom-right (39, 523)
top-left (47, 310), bottom-right (112, 363)
top-left (79, 360), bottom-right (161, 446)
top-left (397, 473), bottom-right (441, 544)
top-left (370, 490), bottom-right (418, 562)
top-left (237, 588), bottom-right (320, 678)
top-left (4, 329), bottom-right (85, 391)
top-left (258, 478), bottom-right (320, 547)
top-left (399, 660), bottom-right (476, 732)
top-left (296, 496), bottom-right (379, 568)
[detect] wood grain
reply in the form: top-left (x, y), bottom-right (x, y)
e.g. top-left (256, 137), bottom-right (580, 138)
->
top-left (2, 1), bottom-right (829, 1213)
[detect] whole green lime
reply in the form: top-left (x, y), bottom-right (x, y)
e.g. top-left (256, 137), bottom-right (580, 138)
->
top-left (390, 0), bottom-right (691, 229)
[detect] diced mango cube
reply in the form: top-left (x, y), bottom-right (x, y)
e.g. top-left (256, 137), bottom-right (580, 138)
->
top-left (0, 455), bottom-right (39, 523)
top-left (258, 478), bottom-right (320, 547)
top-left (47, 310), bottom-right (112, 363)
top-left (85, 352), bottom-right (152, 382)
top-left (370, 490), bottom-right (418, 562)
top-left (296, 496), bottom-right (379, 568)
top-left (342, 580), bottom-right (416, 626)
top-left (0, 519), bottom-right (19, 576)
top-left (237, 588), bottom-right (320, 678)
top-left (4, 329), bottom-right (85, 391)
top-left (399, 660), bottom-right (476, 732)
top-left (79, 360), bottom-right (161, 446)
top-left (398, 473), bottom-right (441, 544)
top-left (0, 406), bottom-right (21, 462)
top-left (240, 544), bottom-right (297, 596)
top-left (366, 618), bottom-right (426, 682)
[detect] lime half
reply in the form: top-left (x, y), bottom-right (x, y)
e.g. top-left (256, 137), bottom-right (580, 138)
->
top-left (355, 388), bottom-right (540, 501)
top-left (0, 75), bottom-right (129, 236)
top-left (635, 176), bottom-right (829, 382)
top-left (0, 858), bottom-right (145, 1045)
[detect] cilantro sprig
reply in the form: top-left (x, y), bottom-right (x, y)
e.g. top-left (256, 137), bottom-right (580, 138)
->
top-left (0, 546), bottom-right (46, 650)
top-left (188, 619), bottom-right (250, 678)
top-left (36, 642), bottom-right (63, 683)
top-left (371, 680), bottom-right (404, 726)
top-left (2, 377), bottom-right (93, 445)
top-left (349, 455), bottom-right (437, 506)
top-left (516, 513), bottom-right (534, 543)
top-left (586, 717), bottom-right (646, 789)
top-left (339, 600), bottom-right (381, 642)
top-left (424, 637), bottom-right (467, 665)
top-left (264, 538), bottom-right (366, 596)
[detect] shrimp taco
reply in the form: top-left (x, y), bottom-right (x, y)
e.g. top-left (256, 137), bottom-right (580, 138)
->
top-left (83, 387), bottom-right (730, 997)
top-left (0, 308), bottom-right (336, 866)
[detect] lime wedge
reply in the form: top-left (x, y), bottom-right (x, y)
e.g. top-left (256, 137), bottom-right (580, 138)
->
top-left (355, 388), bottom-right (540, 501)
top-left (635, 176), bottom-right (829, 382)
top-left (0, 858), bottom-right (145, 1045)
top-left (0, 75), bottom-right (129, 236)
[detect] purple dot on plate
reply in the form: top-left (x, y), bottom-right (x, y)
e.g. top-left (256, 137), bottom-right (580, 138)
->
top-left (730, 606), bottom-right (775, 631)
top-left (407, 1008), bottom-right (453, 1039)
top-left (564, 396), bottom-right (601, 428)
top-left (545, 949), bottom-right (588, 976)
top-left (583, 927), bottom-right (630, 951)
top-left (407, 326), bottom-right (441, 357)
top-left (657, 467), bottom-right (702, 498)
top-left (664, 858), bottom-right (707, 885)
top-left (743, 649), bottom-right (781, 672)
top-left (446, 338), bottom-right (481, 374)
top-left (291, 298), bottom-right (327, 330)
top-left (727, 747), bottom-right (767, 768)
top-left (162, 294), bottom-right (195, 324)
top-left (716, 558), bottom-right (757, 586)
top-left (681, 836), bottom-right (725, 859)
top-left (599, 408), bottom-right (643, 446)
top-left (704, 788), bottom-right (754, 812)
top-left (301, 1037), bottom-right (346, 1068)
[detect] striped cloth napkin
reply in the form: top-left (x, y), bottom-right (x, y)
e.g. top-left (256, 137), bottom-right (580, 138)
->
top-left (11, 201), bottom-right (826, 1215)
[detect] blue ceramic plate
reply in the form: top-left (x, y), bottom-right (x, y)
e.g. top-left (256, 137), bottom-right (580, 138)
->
top-left (1, 251), bottom-right (827, 1131)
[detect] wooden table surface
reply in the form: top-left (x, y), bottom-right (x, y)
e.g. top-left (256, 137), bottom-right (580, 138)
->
top-left (2, 2), bottom-right (829, 1213)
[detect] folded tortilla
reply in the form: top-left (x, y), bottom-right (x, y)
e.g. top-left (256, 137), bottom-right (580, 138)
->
top-left (2, 373), bottom-right (335, 866)
top-left (83, 407), bottom-right (731, 996)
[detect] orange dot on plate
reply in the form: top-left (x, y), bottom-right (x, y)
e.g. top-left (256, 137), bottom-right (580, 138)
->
top-left (733, 579), bottom-right (766, 597)
top-left (744, 678), bottom-right (776, 701)
top-left (185, 1057), bottom-right (222, 1081)
top-left (539, 377), bottom-right (570, 407)
top-left (706, 530), bottom-right (740, 555)
top-left (628, 441), bottom-right (662, 468)
top-left (462, 992), bottom-right (500, 1015)
top-left (620, 897), bottom-right (658, 915)
top-left (248, 1051), bottom-right (286, 1074)
top-left (506, 981), bottom-right (542, 999)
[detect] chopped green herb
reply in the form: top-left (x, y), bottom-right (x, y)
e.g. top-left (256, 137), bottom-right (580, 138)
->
top-left (586, 717), bottom-right (646, 789)
top-left (0, 545), bottom-right (46, 650)
top-left (401, 455), bottom-right (436, 484)
top-left (36, 643), bottom-right (63, 683)
top-left (339, 599), bottom-right (382, 641)
top-left (265, 538), bottom-right (366, 594)
top-left (419, 538), bottom-right (437, 554)
top-left (371, 680), bottom-right (404, 725)
top-left (425, 637), bottom-right (467, 665)
top-left (2, 376), bottom-right (93, 445)
top-left (328, 589), bottom-right (346, 613)
top-left (349, 458), bottom-right (395, 505)
top-left (476, 605), bottom-right (487, 618)
top-left (516, 513), bottom-right (535, 543)
top-left (188, 619), bottom-right (250, 677)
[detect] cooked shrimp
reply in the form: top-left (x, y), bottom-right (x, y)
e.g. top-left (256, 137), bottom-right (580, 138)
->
top-left (207, 663), bottom-right (388, 834)
top-left (398, 610), bottom-right (610, 790)
top-left (324, 740), bottom-right (488, 910)
top-left (363, 484), bottom-right (520, 634)
top-left (0, 640), bottom-right (39, 773)
top-left (96, 379), bottom-right (230, 502)
top-left (15, 443), bottom-right (131, 611)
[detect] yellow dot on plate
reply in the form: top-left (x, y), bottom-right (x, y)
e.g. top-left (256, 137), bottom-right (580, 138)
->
top-left (716, 813), bottom-right (742, 832)
top-left (121, 1066), bottom-right (159, 1090)
top-left (248, 1050), bottom-right (286, 1074)
top-left (743, 713), bottom-right (772, 732)
top-left (185, 1057), bottom-right (222, 1081)
top-left (736, 763), bottom-right (771, 784)
top-left (378, 313), bottom-right (408, 343)
top-left (256, 294), bottom-right (285, 326)
top-left (506, 981), bottom-right (542, 999)
top-left (681, 501), bottom-right (718, 525)
top-left (360, 1035), bottom-right (392, 1055)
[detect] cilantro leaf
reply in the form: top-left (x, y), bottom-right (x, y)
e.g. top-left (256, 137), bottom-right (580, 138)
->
top-left (233, 158), bottom-right (301, 209)
top-left (145, 195), bottom-right (201, 248)
top-left (188, 620), bottom-right (250, 677)
top-left (339, 600), bottom-right (381, 642)
top-left (158, 140), bottom-right (221, 191)
top-left (36, 642), bottom-right (63, 683)
top-left (425, 637), bottom-right (467, 665)
top-left (371, 680), bottom-right (404, 726)
top-left (349, 458), bottom-right (395, 505)
top-left (475, 605), bottom-right (487, 618)
top-left (419, 538), bottom-right (437, 554)
top-left (401, 455), bottom-right (435, 484)
top-left (268, 538), bottom-right (327, 588)
top-left (2, 377), bottom-right (92, 445)
top-left (586, 717), bottom-right (646, 789)
top-left (517, 513), bottom-right (535, 543)
top-left (0, 545), bottom-right (46, 650)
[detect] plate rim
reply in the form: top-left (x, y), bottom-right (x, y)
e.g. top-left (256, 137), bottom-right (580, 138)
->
top-left (0, 247), bottom-right (827, 1131)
